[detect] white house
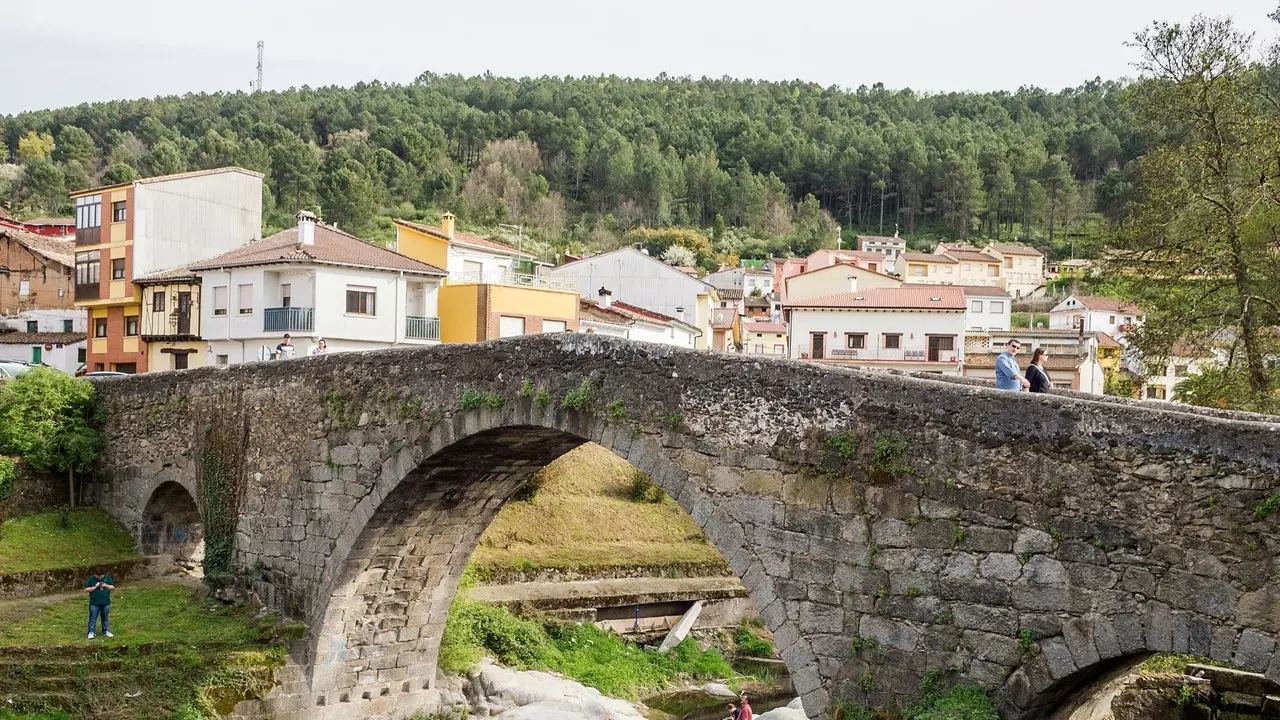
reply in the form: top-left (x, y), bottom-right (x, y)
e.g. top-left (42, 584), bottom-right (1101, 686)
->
top-left (958, 286), bottom-right (1012, 332)
top-left (981, 244), bottom-right (1045, 298)
top-left (191, 213), bottom-right (446, 365)
top-left (0, 309), bottom-right (87, 373)
top-left (785, 286), bottom-right (967, 374)
top-left (702, 267), bottom-right (774, 298)
top-left (1049, 295), bottom-right (1144, 341)
top-left (548, 248), bottom-right (719, 349)
top-left (856, 234), bottom-right (908, 273)
top-left (578, 294), bottom-right (700, 348)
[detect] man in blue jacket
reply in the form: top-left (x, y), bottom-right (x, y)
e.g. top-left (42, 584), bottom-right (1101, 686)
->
top-left (995, 339), bottom-right (1030, 391)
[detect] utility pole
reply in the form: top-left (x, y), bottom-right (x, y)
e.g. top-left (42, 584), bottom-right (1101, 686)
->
top-left (253, 41), bottom-right (264, 92)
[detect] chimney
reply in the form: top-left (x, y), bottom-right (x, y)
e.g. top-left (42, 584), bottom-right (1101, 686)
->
top-left (440, 212), bottom-right (456, 240)
top-left (675, 306), bottom-right (685, 323)
top-left (894, 223), bottom-right (899, 239)
top-left (597, 286), bottom-right (613, 309)
top-left (847, 274), bottom-right (858, 293)
top-left (296, 210), bottom-right (316, 246)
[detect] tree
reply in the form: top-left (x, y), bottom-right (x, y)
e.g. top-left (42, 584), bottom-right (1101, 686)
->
top-left (661, 244), bottom-right (697, 267)
top-left (53, 126), bottom-right (98, 165)
top-left (1112, 15), bottom-right (1280, 412)
top-left (0, 369), bottom-right (101, 509)
top-left (1173, 365), bottom-right (1247, 408)
top-left (270, 131), bottom-right (320, 211)
top-left (1039, 155), bottom-right (1073, 245)
top-left (21, 160), bottom-right (66, 212)
top-left (99, 163), bottom-right (139, 186)
top-left (318, 151), bottom-right (377, 233)
top-left (142, 139), bottom-right (186, 177)
top-left (16, 131), bottom-right (54, 163)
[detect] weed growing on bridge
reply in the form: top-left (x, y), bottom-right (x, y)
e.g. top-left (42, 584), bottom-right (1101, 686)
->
top-left (1245, 538), bottom-right (1259, 551)
top-left (460, 389), bottom-right (505, 411)
top-left (661, 410), bottom-right (684, 430)
top-left (533, 388), bottom-right (551, 409)
top-left (606, 399), bottom-right (627, 423)
top-left (1018, 629), bottom-right (1036, 653)
top-left (628, 470), bottom-right (663, 503)
top-left (561, 379), bottom-right (596, 410)
top-left (905, 586), bottom-right (922, 598)
top-left (1254, 493), bottom-right (1280, 519)
top-left (858, 672), bottom-right (875, 693)
top-left (733, 625), bottom-right (774, 657)
top-left (323, 390), bottom-right (355, 428)
top-left (952, 525), bottom-right (967, 547)
top-left (518, 377), bottom-right (535, 398)
top-left (396, 396), bottom-right (423, 421)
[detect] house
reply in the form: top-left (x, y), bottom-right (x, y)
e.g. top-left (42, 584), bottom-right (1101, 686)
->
top-left (0, 215), bottom-right (76, 237)
top-left (772, 257), bottom-right (810, 294)
top-left (897, 252), bottom-right (960, 284)
top-left (784, 263), bottom-right (902, 303)
top-left (1138, 341), bottom-right (1211, 402)
top-left (980, 243), bottom-right (1044, 298)
top-left (743, 293), bottom-right (774, 321)
top-left (806, 248), bottom-right (889, 275)
top-left (0, 329), bottom-right (86, 374)
top-left (1048, 295), bottom-right (1143, 340)
top-left (785, 286), bottom-right (967, 374)
top-left (578, 295), bottom-right (700, 348)
top-left (1048, 258), bottom-right (1094, 279)
top-left (702, 266), bottom-right (775, 298)
top-left (743, 321), bottom-right (788, 357)
top-left (1, 226), bottom-right (75, 315)
top-left (547, 248), bottom-right (719, 349)
top-left (938, 248), bottom-right (1003, 287)
top-left (714, 287), bottom-right (745, 315)
top-left (963, 328), bottom-right (1105, 394)
top-left (958, 286), bottom-right (1011, 332)
top-left (134, 266), bottom-right (204, 371)
top-left (1094, 331), bottom-right (1123, 374)
top-left (856, 233), bottom-right (907, 272)
top-left (192, 212), bottom-right (446, 365)
top-left (709, 308), bottom-right (740, 352)
top-left (71, 167), bottom-right (264, 373)
top-left (394, 215), bottom-right (580, 342)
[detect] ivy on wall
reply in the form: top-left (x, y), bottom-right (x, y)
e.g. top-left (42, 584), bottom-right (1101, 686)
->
top-left (197, 418), bottom-right (246, 583)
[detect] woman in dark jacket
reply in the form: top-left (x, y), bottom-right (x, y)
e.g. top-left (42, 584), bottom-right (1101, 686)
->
top-left (1026, 347), bottom-right (1051, 393)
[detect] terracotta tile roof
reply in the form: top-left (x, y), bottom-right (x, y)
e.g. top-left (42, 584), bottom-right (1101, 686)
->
top-left (674, 266), bottom-right (700, 276)
top-left (392, 218), bottom-right (527, 256)
top-left (134, 265), bottom-right (199, 285)
top-left (900, 252), bottom-right (957, 264)
top-left (938, 243), bottom-right (982, 252)
top-left (744, 321), bottom-right (787, 333)
top-left (744, 294), bottom-right (772, 308)
top-left (788, 286), bottom-right (968, 310)
top-left (578, 299), bottom-right (635, 326)
top-left (0, 331), bottom-right (86, 345)
top-left (856, 235), bottom-right (906, 245)
top-left (717, 288), bottom-right (744, 300)
top-left (955, 285), bottom-right (1011, 298)
top-left (71, 166), bottom-right (263, 196)
top-left (785, 260), bottom-right (902, 283)
top-left (21, 217), bottom-right (75, 226)
top-left (1095, 332), bottom-right (1122, 348)
top-left (966, 354), bottom-right (1085, 371)
top-left (611, 300), bottom-right (699, 330)
top-left (710, 308), bottom-right (737, 329)
top-left (190, 222), bottom-right (446, 275)
top-left (1065, 295), bottom-right (1143, 314)
top-left (944, 250), bottom-right (1001, 264)
top-left (986, 243), bottom-right (1043, 257)
top-left (814, 249), bottom-right (885, 262)
top-left (0, 226), bottom-right (74, 267)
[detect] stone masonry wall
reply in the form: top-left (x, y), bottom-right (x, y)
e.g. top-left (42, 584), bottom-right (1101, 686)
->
top-left (86, 335), bottom-right (1280, 720)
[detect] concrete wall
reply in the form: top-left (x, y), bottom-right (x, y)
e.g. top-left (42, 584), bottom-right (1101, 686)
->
top-left (132, 171), bottom-right (263, 277)
top-left (87, 336), bottom-right (1280, 720)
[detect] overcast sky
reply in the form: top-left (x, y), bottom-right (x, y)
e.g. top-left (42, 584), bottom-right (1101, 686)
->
top-left (2, 0), bottom-right (1277, 116)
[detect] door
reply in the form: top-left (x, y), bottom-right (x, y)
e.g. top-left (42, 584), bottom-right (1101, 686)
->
top-left (810, 332), bottom-right (825, 359)
top-left (927, 335), bottom-right (955, 362)
top-left (31, 346), bottom-right (42, 364)
top-left (173, 353), bottom-right (189, 370)
top-left (177, 292), bottom-right (192, 335)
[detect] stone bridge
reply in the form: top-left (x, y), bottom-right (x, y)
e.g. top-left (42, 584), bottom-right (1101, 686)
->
top-left (87, 335), bottom-right (1280, 720)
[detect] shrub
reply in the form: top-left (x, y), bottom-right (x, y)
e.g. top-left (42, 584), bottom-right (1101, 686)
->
top-left (510, 473), bottom-right (545, 503)
top-left (628, 471), bottom-right (663, 503)
top-left (1255, 493), bottom-right (1280, 519)
top-left (733, 625), bottom-right (774, 657)
top-left (0, 456), bottom-right (16, 501)
top-left (562, 379), bottom-right (595, 410)
top-left (903, 684), bottom-right (999, 720)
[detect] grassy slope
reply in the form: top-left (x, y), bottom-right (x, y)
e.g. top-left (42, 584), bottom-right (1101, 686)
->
top-left (471, 442), bottom-right (725, 573)
top-left (0, 510), bottom-right (139, 574)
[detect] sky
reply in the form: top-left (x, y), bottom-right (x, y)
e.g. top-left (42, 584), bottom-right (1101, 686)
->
top-left (2, 0), bottom-right (1278, 115)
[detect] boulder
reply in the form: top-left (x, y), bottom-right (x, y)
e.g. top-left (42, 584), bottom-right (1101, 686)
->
top-left (1110, 674), bottom-right (1212, 720)
top-left (467, 660), bottom-right (647, 719)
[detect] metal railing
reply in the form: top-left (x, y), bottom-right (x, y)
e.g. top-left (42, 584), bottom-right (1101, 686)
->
top-left (448, 270), bottom-right (576, 291)
top-left (264, 307), bottom-right (314, 332)
top-left (405, 316), bottom-right (441, 341)
top-left (821, 347), bottom-right (959, 363)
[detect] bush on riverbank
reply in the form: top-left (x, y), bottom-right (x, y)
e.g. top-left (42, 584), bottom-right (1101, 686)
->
top-left (440, 595), bottom-right (736, 700)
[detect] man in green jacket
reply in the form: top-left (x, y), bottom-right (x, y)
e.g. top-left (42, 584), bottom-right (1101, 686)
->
top-left (84, 569), bottom-right (115, 639)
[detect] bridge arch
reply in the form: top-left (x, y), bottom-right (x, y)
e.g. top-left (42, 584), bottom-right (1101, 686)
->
top-left (86, 335), bottom-right (1280, 720)
top-left (139, 479), bottom-right (204, 573)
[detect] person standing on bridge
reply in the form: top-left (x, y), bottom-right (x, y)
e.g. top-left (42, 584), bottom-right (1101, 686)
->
top-left (1026, 347), bottom-right (1051, 393)
top-left (995, 339), bottom-right (1030, 391)
top-left (275, 334), bottom-right (296, 360)
top-left (84, 569), bottom-right (115, 639)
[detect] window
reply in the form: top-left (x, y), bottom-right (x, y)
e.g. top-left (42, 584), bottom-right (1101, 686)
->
top-left (754, 344), bottom-right (764, 353)
top-left (345, 286), bottom-right (376, 315)
top-left (172, 353), bottom-right (189, 370)
top-left (124, 316), bottom-right (139, 336)
top-left (113, 362), bottom-right (136, 374)
top-left (884, 334), bottom-right (901, 349)
top-left (63, 319), bottom-right (73, 332)
top-left (111, 258), bottom-right (126, 280)
top-left (499, 315), bottom-right (526, 338)
top-left (237, 284), bottom-right (254, 314)
top-left (77, 348), bottom-right (86, 363)
top-left (1145, 385), bottom-right (1167, 400)
top-left (542, 319), bottom-right (567, 333)
top-left (216, 354), bottom-right (229, 367)
top-left (1123, 316), bottom-right (1133, 325)
top-left (280, 284), bottom-right (291, 308)
top-left (910, 265), bottom-right (926, 277)
top-left (845, 333), bottom-right (866, 350)
top-left (94, 318), bottom-right (107, 338)
top-left (1174, 365), bottom-right (1189, 377)
top-left (1109, 315), bottom-right (1116, 324)
top-left (153, 291), bottom-right (165, 312)
top-left (75, 195), bottom-right (102, 228)
top-left (990, 301), bottom-right (1004, 313)
top-left (213, 286), bottom-right (228, 316)
top-left (963, 264), bottom-right (972, 272)
top-left (773, 344), bottom-right (785, 354)
top-left (970, 300), bottom-right (984, 313)
top-left (25, 321), bottom-right (37, 333)
top-left (93, 363), bottom-right (104, 372)
top-left (112, 201), bottom-right (126, 223)
top-left (1005, 257), bottom-right (1013, 269)
top-left (18, 280), bottom-right (29, 297)
top-left (75, 251), bottom-right (100, 286)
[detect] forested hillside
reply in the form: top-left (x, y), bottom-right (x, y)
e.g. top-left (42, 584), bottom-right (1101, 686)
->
top-left (0, 74), bottom-right (1138, 259)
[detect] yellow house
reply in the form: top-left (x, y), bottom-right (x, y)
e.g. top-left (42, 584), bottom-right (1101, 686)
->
top-left (134, 267), bottom-right (205, 371)
top-left (743, 321), bottom-right (788, 356)
top-left (393, 215), bottom-right (579, 342)
top-left (1095, 331), bottom-right (1123, 372)
top-left (784, 262), bottom-right (902, 303)
top-left (940, 250), bottom-right (1003, 288)
top-left (898, 252), bottom-right (960, 284)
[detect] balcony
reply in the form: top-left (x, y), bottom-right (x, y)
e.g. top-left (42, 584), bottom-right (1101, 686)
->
top-left (820, 347), bottom-right (960, 363)
top-left (405, 315), bottom-right (441, 341)
top-left (264, 307), bottom-right (314, 333)
top-left (448, 270), bottom-right (576, 292)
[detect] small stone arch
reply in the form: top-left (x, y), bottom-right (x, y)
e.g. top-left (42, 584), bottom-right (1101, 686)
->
top-left (140, 480), bottom-right (204, 575)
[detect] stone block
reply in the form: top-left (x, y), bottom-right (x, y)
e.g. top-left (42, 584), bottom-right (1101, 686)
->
top-left (782, 474), bottom-right (830, 509)
top-left (953, 604), bottom-right (1018, 635)
top-left (963, 629), bottom-right (1022, 666)
top-left (1238, 587), bottom-right (1280, 634)
top-left (959, 527), bottom-right (1015, 553)
top-left (1234, 629), bottom-right (1277, 673)
top-left (1014, 528), bottom-right (1054, 555)
top-left (939, 578), bottom-right (1011, 606)
top-left (1021, 555), bottom-right (1068, 586)
top-left (1144, 601), bottom-right (1173, 652)
top-left (1155, 569), bottom-right (1241, 620)
top-left (883, 595), bottom-right (943, 624)
top-left (859, 615), bottom-right (921, 652)
top-left (329, 445), bottom-right (360, 467)
top-left (1062, 616), bottom-right (1101, 669)
top-left (799, 602), bottom-right (844, 634)
top-left (1067, 562), bottom-right (1118, 590)
top-left (909, 518), bottom-right (956, 549)
top-left (1021, 613), bottom-right (1063, 639)
top-left (871, 518), bottom-right (909, 548)
top-left (1057, 541), bottom-right (1108, 565)
top-left (1211, 625), bottom-right (1238, 662)
top-left (979, 553), bottom-right (1023, 582)
top-left (1040, 637), bottom-right (1078, 680)
top-left (865, 487), bottom-right (919, 519)
top-left (941, 553), bottom-right (978, 579)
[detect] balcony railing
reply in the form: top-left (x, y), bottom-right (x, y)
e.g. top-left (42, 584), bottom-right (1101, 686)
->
top-left (405, 315), bottom-right (441, 341)
top-left (821, 347), bottom-right (960, 363)
top-left (264, 307), bottom-right (314, 333)
top-left (448, 270), bottom-right (576, 291)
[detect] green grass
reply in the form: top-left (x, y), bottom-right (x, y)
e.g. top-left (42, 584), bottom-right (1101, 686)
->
top-left (472, 443), bottom-right (725, 574)
top-left (0, 583), bottom-right (288, 719)
top-left (903, 684), bottom-right (999, 720)
top-left (440, 594), bottom-right (736, 700)
top-left (1139, 653), bottom-right (1243, 674)
top-left (733, 625), bottom-right (774, 658)
top-left (0, 584), bottom-right (265, 647)
top-left (0, 509), bottom-right (140, 574)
